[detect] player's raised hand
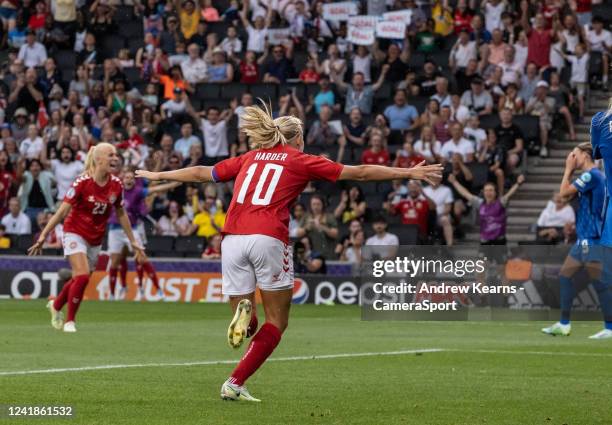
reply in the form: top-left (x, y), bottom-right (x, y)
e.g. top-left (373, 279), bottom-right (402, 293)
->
top-left (27, 238), bottom-right (44, 256)
top-left (565, 151), bottom-right (576, 170)
top-left (408, 161), bottom-right (444, 186)
top-left (132, 242), bottom-right (146, 263)
top-left (135, 169), bottom-right (161, 181)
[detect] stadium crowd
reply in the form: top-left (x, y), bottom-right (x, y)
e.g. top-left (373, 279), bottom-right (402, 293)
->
top-left (0, 0), bottom-right (610, 266)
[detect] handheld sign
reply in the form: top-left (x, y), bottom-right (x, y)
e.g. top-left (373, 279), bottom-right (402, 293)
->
top-left (322, 2), bottom-right (358, 21)
top-left (267, 28), bottom-right (291, 45)
top-left (382, 10), bottom-right (412, 25)
top-left (348, 15), bottom-right (379, 31)
top-left (376, 20), bottom-right (406, 39)
top-left (347, 27), bottom-right (375, 45)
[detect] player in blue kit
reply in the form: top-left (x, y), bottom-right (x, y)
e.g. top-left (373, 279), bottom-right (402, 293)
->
top-left (584, 104), bottom-right (612, 339)
top-left (541, 142), bottom-right (611, 339)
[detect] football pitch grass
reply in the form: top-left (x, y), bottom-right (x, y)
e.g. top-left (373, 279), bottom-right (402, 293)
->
top-left (1, 300), bottom-right (611, 425)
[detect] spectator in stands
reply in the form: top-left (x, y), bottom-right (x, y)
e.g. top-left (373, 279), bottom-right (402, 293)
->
top-left (174, 122), bottom-right (201, 160)
top-left (585, 16), bottom-right (610, 86)
top-left (176, 0), bottom-right (200, 40)
top-left (342, 108), bottom-right (366, 148)
top-left (423, 181), bottom-right (454, 246)
top-left (8, 68), bottom-right (44, 116)
top-left (414, 125), bottom-right (441, 163)
top-left (262, 43), bottom-right (294, 84)
top-left (361, 133), bottom-right (389, 166)
top-left (365, 216), bottom-right (399, 259)
top-left (419, 99), bottom-right (440, 128)
top-left (19, 158), bottom-right (54, 226)
top-left (0, 150), bottom-right (15, 216)
top-left (374, 41), bottom-right (411, 84)
top-left (333, 66), bottom-right (389, 115)
top-left (294, 236), bottom-right (326, 274)
top-left (156, 200), bottom-right (192, 236)
top-left (450, 28), bottom-right (478, 72)
top-left (498, 82), bottom-right (524, 114)
top-left (340, 229), bottom-right (365, 265)
top-left (455, 57), bottom-right (479, 94)
top-left (494, 108), bottom-right (524, 172)
top-left (334, 186), bottom-right (366, 224)
top-left (202, 233), bottom-right (222, 259)
top-left (450, 94), bottom-right (470, 126)
top-left (449, 165), bottom-right (524, 245)
top-left (481, 28), bottom-right (507, 71)
top-left (220, 26), bottom-right (242, 55)
top-left (351, 45), bottom-right (373, 84)
top-left (233, 50), bottom-right (260, 84)
top-left (181, 43), bottom-right (208, 84)
top-left (453, 0), bottom-right (474, 34)
top-left (191, 188), bottom-right (226, 239)
top-left (1, 197), bottom-right (31, 235)
top-left (43, 146), bottom-right (82, 203)
top-left (440, 123), bottom-right (475, 163)
top-left (499, 45), bottom-right (522, 87)
top-left (335, 218), bottom-right (363, 257)
top-left (387, 180), bottom-right (433, 240)
top-left (310, 75), bottom-right (337, 114)
top-left (447, 152), bottom-right (474, 220)
top-left (240, 0), bottom-right (271, 54)
top-left (207, 48), bottom-right (234, 83)
top-left (297, 194), bottom-right (338, 260)
top-left (18, 29), bottom-right (47, 67)
top-left (159, 16), bottom-right (182, 54)
top-left (160, 87), bottom-right (188, 123)
top-left (88, 0), bottom-right (116, 41)
top-left (430, 77), bottom-right (452, 108)
top-left (460, 77), bottom-right (493, 116)
top-left (557, 42), bottom-right (589, 121)
top-left (525, 80), bottom-right (555, 158)
top-left (536, 193), bottom-right (576, 244)
top-left (306, 105), bottom-right (336, 147)
top-left (384, 89), bottom-right (419, 131)
top-left (463, 114), bottom-right (487, 153)
top-left (38, 58), bottom-right (61, 98)
top-left (289, 202), bottom-right (306, 239)
top-left (19, 124), bottom-right (44, 160)
top-left (188, 102), bottom-right (234, 163)
top-left (521, 5), bottom-right (552, 69)
top-left (159, 65), bottom-right (192, 100)
top-left (10, 108), bottom-right (29, 143)
top-left (298, 57), bottom-right (320, 83)
top-left (478, 129), bottom-right (506, 195)
top-left (548, 71), bottom-right (576, 140)
top-left (34, 210), bottom-right (62, 249)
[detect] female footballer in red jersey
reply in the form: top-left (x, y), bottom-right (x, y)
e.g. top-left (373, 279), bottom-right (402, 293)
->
top-left (136, 103), bottom-right (443, 401)
top-left (29, 143), bottom-right (145, 333)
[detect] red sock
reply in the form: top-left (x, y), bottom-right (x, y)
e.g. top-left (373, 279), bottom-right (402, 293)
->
top-left (230, 323), bottom-right (281, 386)
top-left (66, 274), bottom-right (90, 322)
top-left (136, 263), bottom-right (144, 288)
top-left (247, 313), bottom-right (259, 338)
top-left (53, 277), bottom-right (74, 311)
top-left (119, 258), bottom-right (128, 288)
top-left (142, 261), bottom-right (160, 291)
top-left (109, 267), bottom-right (118, 295)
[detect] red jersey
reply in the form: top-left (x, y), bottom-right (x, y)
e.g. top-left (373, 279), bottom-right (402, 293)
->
top-left (392, 196), bottom-right (429, 235)
top-left (240, 61), bottom-right (259, 84)
top-left (63, 174), bottom-right (124, 246)
top-left (394, 152), bottom-right (425, 169)
top-left (212, 144), bottom-right (344, 243)
top-left (361, 149), bottom-right (389, 165)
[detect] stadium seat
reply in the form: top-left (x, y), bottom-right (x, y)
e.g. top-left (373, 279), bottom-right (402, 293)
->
top-left (248, 83), bottom-right (277, 101)
top-left (114, 6), bottom-right (134, 22)
top-left (147, 236), bottom-right (176, 257)
top-left (221, 83), bottom-right (246, 100)
top-left (123, 67), bottom-right (141, 85)
top-left (374, 82), bottom-right (392, 100)
top-left (16, 235), bottom-right (33, 254)
top-left (118, 23), bottom-right (144, 40)
top-left (54, 50), bottom-right (76, 72)
top-left (513, 115), bottom-right (540, 143)
top-left (468, 162), bottom-right (490, 190)
top-left (479, 114), bottom-right (499, 130)
top-left (100, 35), bottom-right (126, 60)
top-left (174, 237), bottom-right (206, 258)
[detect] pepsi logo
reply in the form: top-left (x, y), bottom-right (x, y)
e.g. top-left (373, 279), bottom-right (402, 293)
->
top-left (291, 278), bottom-right (309, 304)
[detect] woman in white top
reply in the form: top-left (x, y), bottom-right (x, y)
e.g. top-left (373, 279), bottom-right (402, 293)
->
top-left (413, 124), bottom-right (441, 163)
top-left (536, 193), bottom-right (576, 243)
top-left (156, 200), bottom-right (192, 236)
top-left (351, 46), bottom-right (372, 83)
top-left (19, 124), bottom-right (44, 160)
top-left (316, 44), bottom-right (346, 81)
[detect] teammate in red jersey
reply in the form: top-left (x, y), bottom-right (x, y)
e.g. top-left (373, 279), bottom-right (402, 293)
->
top-left (136, 103), bottom-right (443, 401)
top-left (29, 143), bottom-right (144, 333)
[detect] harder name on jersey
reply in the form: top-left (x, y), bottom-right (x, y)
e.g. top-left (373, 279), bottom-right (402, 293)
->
top-left (253, 152), bottom-right (289, 161)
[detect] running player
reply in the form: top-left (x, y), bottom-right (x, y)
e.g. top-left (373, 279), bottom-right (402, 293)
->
top-left (136, 102), bottom-right (443, 401)
top-left (107, 168), bottom-right (179, 300)
top-left (587, 102), bottom-right (612, 339)
top-left (28, 143), bottom-right (144, 332)
top-left (541, 143), bottom-right (608, 338)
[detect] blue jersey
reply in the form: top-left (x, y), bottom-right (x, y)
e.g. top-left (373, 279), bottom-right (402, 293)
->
top-left (591, 111), bottom-right (612, 246)
top-left (572, 167), bottom-right (605, 242)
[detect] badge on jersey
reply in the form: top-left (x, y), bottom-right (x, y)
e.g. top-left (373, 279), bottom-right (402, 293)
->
top-left (575, 172), bottom-right (591, 188)
top-left (109, 194), bottom-right (117, 204)
top-left (66, 187), bottom-right (75, 199)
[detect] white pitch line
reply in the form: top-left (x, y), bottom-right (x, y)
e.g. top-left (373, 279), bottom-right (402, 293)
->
top-left (454, 349), bottom-right (612, 358)
top-left (0, 349), bottom-right (444, 377)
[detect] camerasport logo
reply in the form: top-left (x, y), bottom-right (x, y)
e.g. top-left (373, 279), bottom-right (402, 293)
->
top-left (291, 278), bottom-right (309, 304)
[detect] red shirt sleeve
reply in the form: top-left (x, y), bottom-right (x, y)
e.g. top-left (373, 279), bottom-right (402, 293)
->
top-left (299, 153), bottom-right (344, 182)
top-left (212, 156), bottom-right (243, 182)
top-left (63, 176), bottom-right (85, 206)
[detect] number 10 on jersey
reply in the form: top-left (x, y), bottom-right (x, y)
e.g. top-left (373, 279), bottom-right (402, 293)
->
top-left (236, 163), bottom-right (284, 206)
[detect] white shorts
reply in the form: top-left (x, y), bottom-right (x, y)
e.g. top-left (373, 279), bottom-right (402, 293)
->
top-left (221, 234), bottom-right (294, 296)
top-left (63, 232), bottom-right (101, 270)
top-left (107, 227), bottom-right (145, 255)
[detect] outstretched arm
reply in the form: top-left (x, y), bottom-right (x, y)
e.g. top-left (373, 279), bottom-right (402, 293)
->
top-left (147, 181), bottom-right (182, 195)
top-left (28, 202), bottom-right (72, 255)
top-left (447, 173), bottom-right (476, 202)
top-left (501, 175), bottom-right (524, 204)
top-left (136, 166), bottom-right (213, 183)
top-left (338, 161), bottom-right (443, 185)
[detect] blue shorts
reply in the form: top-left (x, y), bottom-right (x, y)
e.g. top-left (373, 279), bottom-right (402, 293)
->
top-left (568, 241), bottom-right (602, 264)
top-left (0, 7), bottom-right (17, 20)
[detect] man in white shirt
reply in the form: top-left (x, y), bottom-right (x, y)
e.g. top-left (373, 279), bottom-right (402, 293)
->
top-left (365, 217), bottom-right (399, 260)
top-left (51, 149), bottom-right (83, 201)
top-left (174, 122), bottom-right (202, 160)
top-left (181, 44), bottom-right (208, 84)
top-left (194, 105), bottom-right (235, 162)
top-left (440, 123), bottom-right (475, 162)
top-left (1, 197), bottom-right (32, 235)
top-left (220, 26), bottom-right (243, 55)
top-left (449, 29), bottom-right (477, 71)
top-left (585, 16), bottom-right (611, 84)
top-left (19, 124), bottom-right (44, 160)
top-left (423, 182), bottom-right (454, 246)
top-left (460, 78), bottom-right (494, 116)
top-left (240, 1), bottom-right (271, 53)
top-left (18, 30), bottom-right (48, 68)
top-left (499, 45), bottom-right (523, 86)
top-left (483, 0), bottom-right (506, 33)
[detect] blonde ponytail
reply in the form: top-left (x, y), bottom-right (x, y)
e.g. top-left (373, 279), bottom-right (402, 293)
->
top-left (240, 100), bottom-right (303, 150)
top-left (82, 142), bottom-right (116, 176)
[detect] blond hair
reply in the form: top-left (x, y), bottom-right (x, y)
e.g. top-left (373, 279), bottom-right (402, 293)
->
top-left (83, 142), bottom-right (116, 176)
top-left (239, 100), bottom-right (303, 150)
